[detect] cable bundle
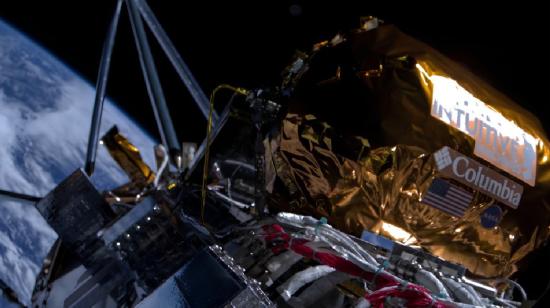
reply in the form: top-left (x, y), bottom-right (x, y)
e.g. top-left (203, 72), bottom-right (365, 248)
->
top-left (261, 220), bottom-right (450, 307)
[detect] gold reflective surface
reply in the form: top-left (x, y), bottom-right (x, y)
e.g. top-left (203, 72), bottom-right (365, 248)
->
top-left (101, 126), bottom-right (155, 200)
top-left (269, 24), bottom-right (550, 278)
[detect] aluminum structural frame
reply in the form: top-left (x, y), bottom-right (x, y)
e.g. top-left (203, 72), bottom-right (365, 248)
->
top-left (0, 1), bottom-right (221, 301)
top-left (84, 0), bottom-right (218, 176)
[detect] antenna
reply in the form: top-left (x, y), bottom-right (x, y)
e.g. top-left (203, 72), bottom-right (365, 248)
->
top-left (0, 188), bottom-right (41, 203)
top-left (84, 0), bottom-right (218, 176)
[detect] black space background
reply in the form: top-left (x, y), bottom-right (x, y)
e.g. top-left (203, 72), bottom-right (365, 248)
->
top-left (1, 0), bottom-right (550, 304)
top-left (0, 1), bottom-right (549, 141)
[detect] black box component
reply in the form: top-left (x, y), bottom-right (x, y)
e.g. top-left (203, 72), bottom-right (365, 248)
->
top-left (102, 197), bottom-right (209, 292)
top-left (185, 89), bottom-right (282, 181)
top-left (35, 169), bottom-right (115, 264)
top-left (174, 248), bottom-right (245, 307)
top-left (137, 245), bottom-right (273, 308)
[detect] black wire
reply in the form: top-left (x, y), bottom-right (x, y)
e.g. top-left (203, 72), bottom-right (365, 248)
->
top-left (0, 189), bottom-right (41, 203)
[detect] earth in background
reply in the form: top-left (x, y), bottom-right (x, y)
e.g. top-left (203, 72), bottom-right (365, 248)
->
top-left (0, 19), bottom-right (157, 305)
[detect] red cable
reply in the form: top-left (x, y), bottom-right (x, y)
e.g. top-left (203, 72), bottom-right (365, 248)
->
top-left (365, 284), bottom-right (448, 308)
top-left (262, 224), bottom-right (450, 308)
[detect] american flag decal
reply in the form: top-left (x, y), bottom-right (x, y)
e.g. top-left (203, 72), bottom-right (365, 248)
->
top-left (421, 178), bottom-right (473, 217)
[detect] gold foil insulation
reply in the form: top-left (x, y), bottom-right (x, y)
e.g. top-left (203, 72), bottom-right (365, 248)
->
top-left (270, 24), bottom-right (550, 279)
top-left (101, 125), bottom-right (155, 201)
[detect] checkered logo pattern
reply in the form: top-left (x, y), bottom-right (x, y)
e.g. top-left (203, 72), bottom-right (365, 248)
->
top-left (434, 147), bottom-right (453, 170)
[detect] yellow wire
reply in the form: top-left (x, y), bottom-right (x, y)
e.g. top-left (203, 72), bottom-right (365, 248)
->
top-left (200, 84), bottom-right (249, 225)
